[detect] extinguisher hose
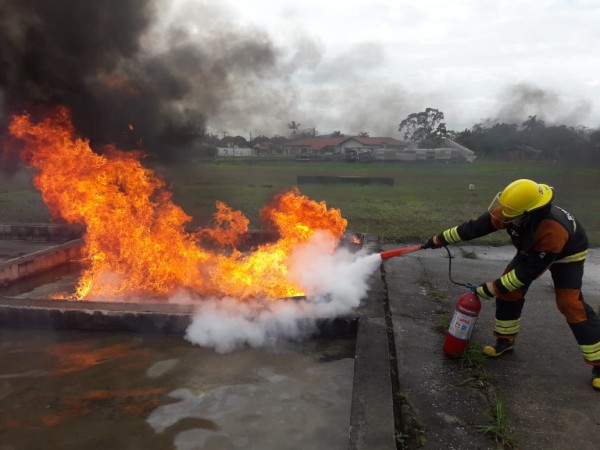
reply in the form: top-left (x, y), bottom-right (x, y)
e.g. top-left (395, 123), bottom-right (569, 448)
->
top-left (444, 245), bottom-right (477, 291)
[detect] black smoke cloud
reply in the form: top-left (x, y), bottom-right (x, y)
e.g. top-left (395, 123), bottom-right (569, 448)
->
top-left (495, 83), bottom-right (592, 126)
top-left (0, 0), bottom-right (276, 162)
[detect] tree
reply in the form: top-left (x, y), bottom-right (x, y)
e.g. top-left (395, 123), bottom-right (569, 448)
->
top-left (589, 130), bottom-right (600, 162)
top-left (219, 135), bottom-right (247, 148)
top-left (331, 130), bottom-right (345, 137)
top-left (453, 116), bottom-right (600, 162)
top-left (358, 131), bottom-right (370, 137)
top-left (540, 125), bottom-right (587, 160)
top-left (268, 135), bottom-right (289, 155)
top-left (295, 127), bottom-right (317, 139)
top-left (287, 121), bottom-right (301, 138)
top-left (521, 115), bottom-right (545, 132)
top-left (432, 122), bottom-right (449, 138)
top-left (471, 118), bottom-right (495, 133)
top-left (398, 108), bottom-right (445, 142)
top-left (253, 134), bottom-right (269, 145)
top-left (200, 133), bottom-right (221, 146)
top-left (455, 122), bottom-right (519, 158)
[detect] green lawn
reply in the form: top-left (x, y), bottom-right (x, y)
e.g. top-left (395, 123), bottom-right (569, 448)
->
top-left (2, 159), bottom-right (599, 245)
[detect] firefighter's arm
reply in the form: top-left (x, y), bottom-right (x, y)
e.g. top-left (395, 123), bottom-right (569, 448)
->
top-left (493, 220), bottom-right (568, 295)
top-left (425, 210), bottom-right (502, 249)
top-left (490, 251), bottom-right (558, 297)
top-left (475, 282), bottom-right (496, 300)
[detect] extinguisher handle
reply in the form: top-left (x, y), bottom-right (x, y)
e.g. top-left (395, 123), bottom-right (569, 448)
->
top-left (466, 283), bottom-right (478, 293)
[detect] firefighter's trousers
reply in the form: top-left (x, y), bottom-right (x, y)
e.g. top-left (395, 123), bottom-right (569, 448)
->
top-left (493, 258), bottom-right (600, 365)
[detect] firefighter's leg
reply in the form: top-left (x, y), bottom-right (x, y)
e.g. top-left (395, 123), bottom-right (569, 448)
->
top-left (482, 289), bottom-right (527, 357)
top-left (483, 256), bottom-right (529, 357)
top-left (550, 261), bottom-right (600, 389)
top-left (483, 253), bottom-right (529, 357)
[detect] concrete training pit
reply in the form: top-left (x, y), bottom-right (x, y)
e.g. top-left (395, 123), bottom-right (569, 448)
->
top-left (0, 225), bottom-right (392, 448)
top-left (0, 225), bottom-right (360, 448)
top-left (0, 226), bottom-right (361, 337)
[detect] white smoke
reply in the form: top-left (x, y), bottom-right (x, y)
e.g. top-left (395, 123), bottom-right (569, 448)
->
top-left (184, 231), bottom-right (382, 353)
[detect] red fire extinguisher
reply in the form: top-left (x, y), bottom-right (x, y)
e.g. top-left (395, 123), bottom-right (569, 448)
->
top-left (443, 291), bottom-right (482, 358)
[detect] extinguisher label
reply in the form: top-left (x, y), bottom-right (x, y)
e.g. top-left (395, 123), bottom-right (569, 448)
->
top-left (448, 311), bottom-right (477, 340)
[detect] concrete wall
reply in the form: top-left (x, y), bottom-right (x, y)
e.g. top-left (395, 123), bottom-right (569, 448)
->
top-left (0, 223), bottom-right (84, 241)
top-left (0, 239), bottom-right (83, 287)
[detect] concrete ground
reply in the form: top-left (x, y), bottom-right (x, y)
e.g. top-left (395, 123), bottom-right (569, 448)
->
top-left (382, 244), bottom-right (600, 449)
top-left (3, 237), bottom-right (600, 448)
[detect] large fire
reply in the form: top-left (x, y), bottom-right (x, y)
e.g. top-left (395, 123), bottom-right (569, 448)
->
top-left (7, 108), bottom-right (347, 301)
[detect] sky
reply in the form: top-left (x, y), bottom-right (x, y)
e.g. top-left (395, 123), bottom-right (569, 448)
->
top-left (179, 0), bottom-right (600, 138)
top-left (2, 0), bottom-right (599, 149)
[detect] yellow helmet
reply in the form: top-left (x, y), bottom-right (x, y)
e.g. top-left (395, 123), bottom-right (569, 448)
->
top-left (488, 179), bottom-right (553, 221)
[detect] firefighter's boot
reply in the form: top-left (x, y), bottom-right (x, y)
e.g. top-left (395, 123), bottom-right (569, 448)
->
top-left (482, 338), bottom-right (514, 357)
top-left (593, 365), bottom-right (600, 391)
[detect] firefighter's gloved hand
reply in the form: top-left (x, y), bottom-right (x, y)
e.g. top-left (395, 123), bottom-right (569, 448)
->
top-left (423, 235), bottom-right (443, 249)
top-left (476, 282), bottom-right (496, 300)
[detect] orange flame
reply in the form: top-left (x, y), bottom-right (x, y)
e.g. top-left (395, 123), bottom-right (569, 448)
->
top-left (7, 107), bottom-right (347, 301)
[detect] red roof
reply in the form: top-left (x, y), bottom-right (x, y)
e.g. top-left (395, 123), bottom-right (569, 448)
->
top-left (286, 137), bottom-right (347, 150)
top-left (287, 136), bottom-right (408, 149)
top-left (347, 137), bottom-right (408, 146)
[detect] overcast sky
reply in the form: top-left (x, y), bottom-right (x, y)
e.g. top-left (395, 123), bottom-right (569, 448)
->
top-left (2, 0), bottom-right (598, 143)
top-left (170, 0), bottom-right (598, 138)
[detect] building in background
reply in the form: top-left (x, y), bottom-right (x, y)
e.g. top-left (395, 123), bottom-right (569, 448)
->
top-left (283, 136), bottom-right (475, 163)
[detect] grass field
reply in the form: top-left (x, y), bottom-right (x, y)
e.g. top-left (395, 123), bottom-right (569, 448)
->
top-left (1, 159), bottom-right (599, 245)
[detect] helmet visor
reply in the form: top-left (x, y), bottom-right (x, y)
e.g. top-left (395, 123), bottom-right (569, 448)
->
top-left (488, 192), bottom-right (525, 224)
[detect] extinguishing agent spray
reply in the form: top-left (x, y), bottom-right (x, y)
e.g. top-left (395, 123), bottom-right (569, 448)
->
top-left (442, 291), bottom-right (482, 358)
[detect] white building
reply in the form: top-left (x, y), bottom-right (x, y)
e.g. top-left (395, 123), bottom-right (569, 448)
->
top-left (217, 146), bottom-right (255, 157)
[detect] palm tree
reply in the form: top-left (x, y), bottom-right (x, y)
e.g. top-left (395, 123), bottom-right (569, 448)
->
top-left (287, 121), bottom-right (301, 138)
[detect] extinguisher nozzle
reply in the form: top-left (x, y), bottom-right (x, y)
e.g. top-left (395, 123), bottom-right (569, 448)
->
top-left (379, 245), bottom-right (423, 260)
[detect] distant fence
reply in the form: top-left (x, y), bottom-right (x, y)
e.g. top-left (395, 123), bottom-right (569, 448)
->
top-left (297, 175), bottom-right (394, 186)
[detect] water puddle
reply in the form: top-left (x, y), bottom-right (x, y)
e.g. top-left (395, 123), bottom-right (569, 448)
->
top-left (0, 329), bottom-right (354, 449)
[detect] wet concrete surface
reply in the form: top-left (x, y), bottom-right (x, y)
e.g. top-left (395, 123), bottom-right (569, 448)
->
top-left (383, 244), bottom-right (600, 449)
top-left (0, 238), bottom-right (359, 449)
top-left (0, 329), bottom-right (354, 450)
top-left (0, 262), bottom-right (80, 299)
top-left (5, 237), bottom-right (600, 448)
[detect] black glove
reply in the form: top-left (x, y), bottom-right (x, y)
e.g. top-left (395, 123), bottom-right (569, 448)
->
top-left (423, 235), bottom-right (443, 249)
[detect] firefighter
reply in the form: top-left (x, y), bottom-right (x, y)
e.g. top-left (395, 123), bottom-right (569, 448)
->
top-left (423, 179), bottom-right (600, 390)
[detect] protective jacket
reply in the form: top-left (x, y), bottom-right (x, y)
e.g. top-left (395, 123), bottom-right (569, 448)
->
top-left (437, 203), bottom-right (588, 295)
